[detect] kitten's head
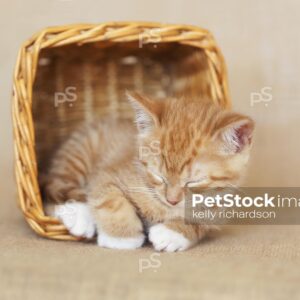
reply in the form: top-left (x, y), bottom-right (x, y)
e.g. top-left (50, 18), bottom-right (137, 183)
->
top-left (127, 91), bottom-right (254, 208)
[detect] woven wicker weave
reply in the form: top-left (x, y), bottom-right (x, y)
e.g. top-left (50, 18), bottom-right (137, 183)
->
top-left (12, 21), bottom-right (231, 240)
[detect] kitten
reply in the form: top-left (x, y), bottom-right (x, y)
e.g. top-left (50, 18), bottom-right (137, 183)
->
top-left (44, 92), bottom-right (254, 251)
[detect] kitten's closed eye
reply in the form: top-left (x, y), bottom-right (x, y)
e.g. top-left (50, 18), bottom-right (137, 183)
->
top-left (186, 176), bottom-right (208, 188)
top-left (147, 170), bottom-right (166, 185)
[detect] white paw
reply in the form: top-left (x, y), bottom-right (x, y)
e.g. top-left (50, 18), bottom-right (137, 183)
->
top-left (149, 224), bottom-right (194, 252)
top-left (97, 231), bottom-right (145, 250)
top-left (54, 201), bottom-right (96, 239)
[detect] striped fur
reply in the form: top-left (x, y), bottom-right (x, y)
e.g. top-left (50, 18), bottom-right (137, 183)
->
top-left (44, 92), bottom-right (254, 251)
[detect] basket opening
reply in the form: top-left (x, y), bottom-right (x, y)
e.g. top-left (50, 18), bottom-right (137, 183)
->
top-left (32, 41), bottom-right (212, 176)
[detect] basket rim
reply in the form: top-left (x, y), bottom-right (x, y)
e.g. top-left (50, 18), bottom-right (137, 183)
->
top-left (12, 21), bottom-right (231, 240)
top-left (25, 21), bottom-right (212, 44)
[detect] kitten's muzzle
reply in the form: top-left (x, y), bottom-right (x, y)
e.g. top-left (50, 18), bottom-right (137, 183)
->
top-left (165, 185), bottom-right (184, 206)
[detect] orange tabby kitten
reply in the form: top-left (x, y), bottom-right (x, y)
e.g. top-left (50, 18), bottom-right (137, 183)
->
top-left (44, 92), bottom-right (254, 251)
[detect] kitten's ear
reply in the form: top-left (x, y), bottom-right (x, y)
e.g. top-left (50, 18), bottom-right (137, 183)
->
top-left (215, 113), bottom-right (255, 154)
top-left (126, 91), bottom-right (162, 135)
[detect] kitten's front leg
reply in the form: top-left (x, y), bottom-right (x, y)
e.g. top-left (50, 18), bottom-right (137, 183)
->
top-left (88, 186), bottom-right (145, 250)
top-left (148, 219), bottom-right (207, 252)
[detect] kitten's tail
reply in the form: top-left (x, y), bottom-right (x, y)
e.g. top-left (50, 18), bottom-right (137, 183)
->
top-left (43, 174), bottom-right (87, 203)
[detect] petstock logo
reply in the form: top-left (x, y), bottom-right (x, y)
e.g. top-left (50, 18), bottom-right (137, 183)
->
top-left (184, 187), bottom-right (300, 225)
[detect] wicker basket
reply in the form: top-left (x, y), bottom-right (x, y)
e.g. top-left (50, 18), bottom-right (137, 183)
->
top-left (12, 21), bottom-right (231, 241)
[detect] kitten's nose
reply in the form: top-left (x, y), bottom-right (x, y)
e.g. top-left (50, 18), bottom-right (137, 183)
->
top-left (167, 198), bottom-right (180, 206)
